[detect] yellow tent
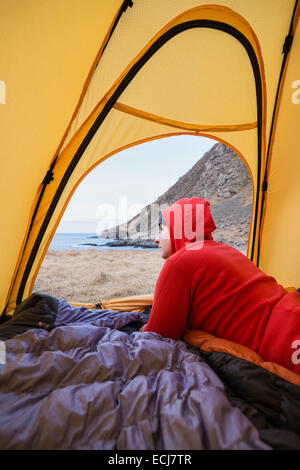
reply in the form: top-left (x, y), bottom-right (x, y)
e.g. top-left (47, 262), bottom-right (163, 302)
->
top-left (0, 0), bottom-right (299, 316)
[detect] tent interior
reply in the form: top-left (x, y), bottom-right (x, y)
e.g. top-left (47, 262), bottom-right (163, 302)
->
top-left (0, 0), bottom-right (299, 315)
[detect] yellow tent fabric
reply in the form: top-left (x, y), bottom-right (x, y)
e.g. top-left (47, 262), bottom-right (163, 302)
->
top-left (0, 0), bottom-right (299, 315)
top-left (70, 295), bottom-right (154, 314)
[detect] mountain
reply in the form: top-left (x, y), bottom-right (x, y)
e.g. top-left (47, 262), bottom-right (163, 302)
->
top-left (100, 143), bottom-right (252, 252)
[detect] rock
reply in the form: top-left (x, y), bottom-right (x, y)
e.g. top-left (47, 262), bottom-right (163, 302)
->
top-left (105, 239), bottom-right (157, 249)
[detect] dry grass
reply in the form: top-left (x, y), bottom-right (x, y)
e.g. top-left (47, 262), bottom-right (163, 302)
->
top-left (33, 249), bottom-right (165, 304)
top-left (33, 242), bottom-right (247, 305)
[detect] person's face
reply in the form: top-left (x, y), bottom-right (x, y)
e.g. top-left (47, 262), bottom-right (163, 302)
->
top-left (156, 223), bottom-right (171, 259)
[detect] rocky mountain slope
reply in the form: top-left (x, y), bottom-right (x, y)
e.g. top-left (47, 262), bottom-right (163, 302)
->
top-left (100, 143), bottom-right (252, 252)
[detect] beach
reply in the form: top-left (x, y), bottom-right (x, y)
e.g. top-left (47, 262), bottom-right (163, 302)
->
top-left (34, 240), bottom-right (247, 305)
top-left (33, 248), bottom-right (165, 304)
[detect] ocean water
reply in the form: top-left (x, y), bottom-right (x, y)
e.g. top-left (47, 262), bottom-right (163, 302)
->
top-left (49, 233), bottom-right (157, 251)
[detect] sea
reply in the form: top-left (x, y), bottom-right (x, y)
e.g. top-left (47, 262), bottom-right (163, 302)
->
top-left (49, 233), bottom-right (157, 252)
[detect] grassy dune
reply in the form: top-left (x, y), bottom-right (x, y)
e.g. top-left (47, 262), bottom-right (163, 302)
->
top-left (33, 249), bottom-right (165, 304)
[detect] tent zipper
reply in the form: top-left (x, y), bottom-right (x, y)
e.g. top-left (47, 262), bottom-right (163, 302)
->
top-left (255, 0), bottom-right (298, 267)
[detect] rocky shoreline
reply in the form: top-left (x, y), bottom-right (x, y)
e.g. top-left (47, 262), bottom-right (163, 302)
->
top-left (80, 238), bottom-right (158, 249)
top-left (80, 236), bottom-right (247, 253)
top-left (102, 239), bottom-right (158, 249)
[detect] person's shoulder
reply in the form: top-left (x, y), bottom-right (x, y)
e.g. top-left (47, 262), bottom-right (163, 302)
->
top-left (172, 239), bottom-right (222, 258)
top-left (165, 240), bottom-right (217, 271)
top-left (168, 240), bottom-right (243, 269)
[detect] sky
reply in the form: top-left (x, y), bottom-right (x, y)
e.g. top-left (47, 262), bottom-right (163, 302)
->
top-left (56, 135), bottom-right (216, 234)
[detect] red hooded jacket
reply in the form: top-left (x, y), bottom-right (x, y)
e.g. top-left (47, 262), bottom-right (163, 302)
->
top-left (142, 197), bottom-right (300, 374)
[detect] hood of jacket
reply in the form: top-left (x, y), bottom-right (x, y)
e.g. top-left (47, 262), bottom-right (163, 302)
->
top-left (161, 197), bottom-right (216, 255)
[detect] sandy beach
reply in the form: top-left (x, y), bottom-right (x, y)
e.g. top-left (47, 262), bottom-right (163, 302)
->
top-left (33, 249), bottom-right (165, 304)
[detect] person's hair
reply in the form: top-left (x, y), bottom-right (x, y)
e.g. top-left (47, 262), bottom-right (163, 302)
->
top-left (158, 210), bottom-right (167, 229)
top-left (158, 210), bottom-right (163, 227)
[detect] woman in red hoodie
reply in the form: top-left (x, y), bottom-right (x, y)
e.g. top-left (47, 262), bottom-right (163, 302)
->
top-left (141, 197), bottom-right (300, 375)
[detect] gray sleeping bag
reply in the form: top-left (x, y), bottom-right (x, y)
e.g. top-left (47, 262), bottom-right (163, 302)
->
top-left (0, 294), bottom-right (270, 450)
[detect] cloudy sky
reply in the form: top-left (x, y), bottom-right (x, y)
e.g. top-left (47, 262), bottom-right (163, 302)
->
top-left (56, 135), bottom-right (216, 234)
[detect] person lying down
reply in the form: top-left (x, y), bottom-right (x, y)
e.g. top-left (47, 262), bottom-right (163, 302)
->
top-left (140, 197), bottom-right (300, 375)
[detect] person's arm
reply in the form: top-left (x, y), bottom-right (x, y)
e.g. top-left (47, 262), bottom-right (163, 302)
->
top-left (141, 259), bottom-right (192, 340)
